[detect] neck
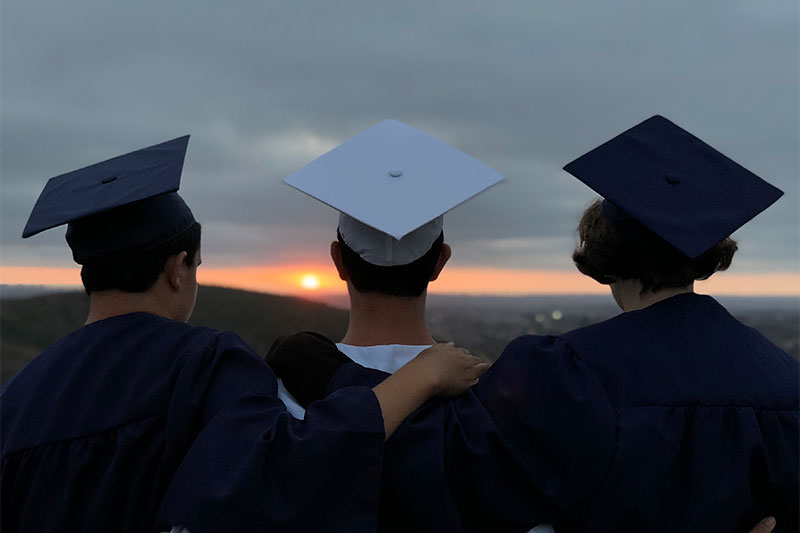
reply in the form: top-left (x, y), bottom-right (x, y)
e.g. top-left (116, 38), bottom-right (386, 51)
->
top-left (342, 288), bottom-right (434, 346)
top-left (85, 289), bottom-right (176, 325)
top-left (612, 280), bottom-right (695, 312)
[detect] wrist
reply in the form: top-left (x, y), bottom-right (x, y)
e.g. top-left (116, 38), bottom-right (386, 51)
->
top-left (403, 355), bottom-right (443, 397)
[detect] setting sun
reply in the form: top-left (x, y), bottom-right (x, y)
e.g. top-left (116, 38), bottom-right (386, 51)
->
top-left (299, 273), bottom-right (321, 290)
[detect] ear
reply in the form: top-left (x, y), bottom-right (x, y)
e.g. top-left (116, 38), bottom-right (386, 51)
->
top-left (429, 243), bottom-right (452, 282)
top-left (164, 251), bottom-right (189, 292)
top-left (330, 241), bottom-right (349, 281)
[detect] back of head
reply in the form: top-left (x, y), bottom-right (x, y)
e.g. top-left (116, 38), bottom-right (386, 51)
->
top-left (77, 217), bottom-right (202, 294)
top-left (338, 228), bottom-right (445, 298)
top-left (572, 199), bottom-right (737, 293)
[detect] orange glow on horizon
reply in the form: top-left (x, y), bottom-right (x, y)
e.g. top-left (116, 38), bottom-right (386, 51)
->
top-left (1, 267), bottom-right (82, 286)
top-left (199, 265), bottom-right (341, 294)
top-left (1, 264), bottom-right (798, 298)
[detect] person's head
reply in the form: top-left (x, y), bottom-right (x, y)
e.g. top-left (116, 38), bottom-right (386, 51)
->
top-left (23, 135), bottom-right (201, 321)
top-left (79, 221), bottom-right (202, 320)
top-left (331, 228), bottom-right (451, 298)
top-left (572, 199), bottom-right (737, 295)
top-left (562, 115), bottom-right (783, 305)
top-left (65, 190), bottom-right (201, 322)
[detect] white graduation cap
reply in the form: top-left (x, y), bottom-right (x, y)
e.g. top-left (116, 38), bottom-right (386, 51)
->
top-left (283, 119), bottom-right (504, 266)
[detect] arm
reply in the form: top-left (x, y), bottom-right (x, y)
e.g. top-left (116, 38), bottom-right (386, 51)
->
top-left (158, 332), bottom-right (384, 532)
top-left (323, 335), bottom-right (617, 531)
top-left (373, 342), bottom-right (487, 437)
top-left (158, 333), bottom-right (484, 532)
top-left (266, 332), bottom-right (487, 438)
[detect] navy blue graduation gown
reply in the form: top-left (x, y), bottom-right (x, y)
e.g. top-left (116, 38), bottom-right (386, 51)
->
top-left (328, 293), bottom-right (799, 532)
top-left (1, 312), bottom-right (384, 533)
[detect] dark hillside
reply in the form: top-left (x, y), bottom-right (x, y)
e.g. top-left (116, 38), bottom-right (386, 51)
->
top-left (189, 286), bottom-right (348, 356)
top-left (1, 286), bottom-right (348, 384)
top-left (1, 291), bottom-right (91, 383)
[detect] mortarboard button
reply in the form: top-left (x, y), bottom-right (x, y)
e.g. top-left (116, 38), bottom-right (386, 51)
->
top-left (388, 170), bottom-right (403, 178)
top-left (665, 173), bottom-right (681, 185)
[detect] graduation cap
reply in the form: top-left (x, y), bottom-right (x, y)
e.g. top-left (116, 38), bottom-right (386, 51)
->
top-left (563, 115), bottom-right (783, 258)
top-left (22, 135), bottom-right (196, 264)
top-left (284, 119), bottom-right (504, 266)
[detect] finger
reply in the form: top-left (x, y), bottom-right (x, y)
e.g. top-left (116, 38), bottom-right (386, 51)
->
top-left (473, 363), bottom-right (490, 377)
top-left (749, 516), bottom-right (776, 533)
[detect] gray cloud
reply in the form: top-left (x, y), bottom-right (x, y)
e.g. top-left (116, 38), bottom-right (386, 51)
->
top-left (2, 0), bottom-right (797, 275)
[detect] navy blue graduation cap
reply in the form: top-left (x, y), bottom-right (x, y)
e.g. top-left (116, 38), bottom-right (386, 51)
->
top-left (563, 115), bottom-right (783, 258)
top-left (22, 135), bottom-right (196, 264)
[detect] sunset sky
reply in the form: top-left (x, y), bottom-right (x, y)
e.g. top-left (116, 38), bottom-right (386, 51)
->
top-left (2, 1), bottom-right (798, 299)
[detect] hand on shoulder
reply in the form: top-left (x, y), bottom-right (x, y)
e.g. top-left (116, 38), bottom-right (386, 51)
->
top-left (409, 342), bottom-right (489, 397)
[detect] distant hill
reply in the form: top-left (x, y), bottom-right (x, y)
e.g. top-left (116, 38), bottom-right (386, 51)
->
top-left (0, 284), bottom-right (79, 300)
top-left (1, 286), bottom-right (348, 384)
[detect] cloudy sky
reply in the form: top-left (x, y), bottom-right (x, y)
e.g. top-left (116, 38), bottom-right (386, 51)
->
top-left (2, 0), bottom-right (798, 296)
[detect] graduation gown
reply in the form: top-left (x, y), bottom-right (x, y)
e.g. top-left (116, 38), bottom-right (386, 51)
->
top-left (327, 293), bottom-right (799, 532)
top-left (1, 312), bottom-right (384, 533)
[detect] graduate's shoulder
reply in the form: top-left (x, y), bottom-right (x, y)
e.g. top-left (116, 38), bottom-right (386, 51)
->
top-left (99, 312), bottom-right (262, 367)
top-left (493, 333), bottom-right (608, 395)
top-left (0, 313), bottom-right (269, 457)
top-left (11, 312), bottom-right (257, 380)
top-left (132, 312), bottom-right (254, 355)
top-left (557, 295), bottom-right (797, 409)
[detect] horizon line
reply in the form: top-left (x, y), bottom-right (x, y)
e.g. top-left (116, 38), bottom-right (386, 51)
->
top-left (2, 282), bottom-right (798, 302)
top-left (1, 265), bottom-right (798, 298)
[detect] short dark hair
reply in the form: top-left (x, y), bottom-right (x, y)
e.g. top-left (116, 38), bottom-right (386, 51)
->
top-left (338, 230), bottom-right (444, 297)
top-left (81, 222), bottom-right (202, 294)
top-left (572, 200), bottom-right (737, 293)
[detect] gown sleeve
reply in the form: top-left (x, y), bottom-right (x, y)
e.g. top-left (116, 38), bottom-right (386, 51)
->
top-left (156, 332), bottom-right (385, 533)
top-left (326, 335), bottom-right (617, 532)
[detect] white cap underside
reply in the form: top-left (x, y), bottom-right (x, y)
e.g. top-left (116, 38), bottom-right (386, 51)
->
top-left (339, 213), bottom-right (443, 266)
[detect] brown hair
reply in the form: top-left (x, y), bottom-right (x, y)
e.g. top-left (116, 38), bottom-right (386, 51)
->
top-left (81, 223), bottom-right (202, 294)
top-left (572, 200), bottom-right (738, 293)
